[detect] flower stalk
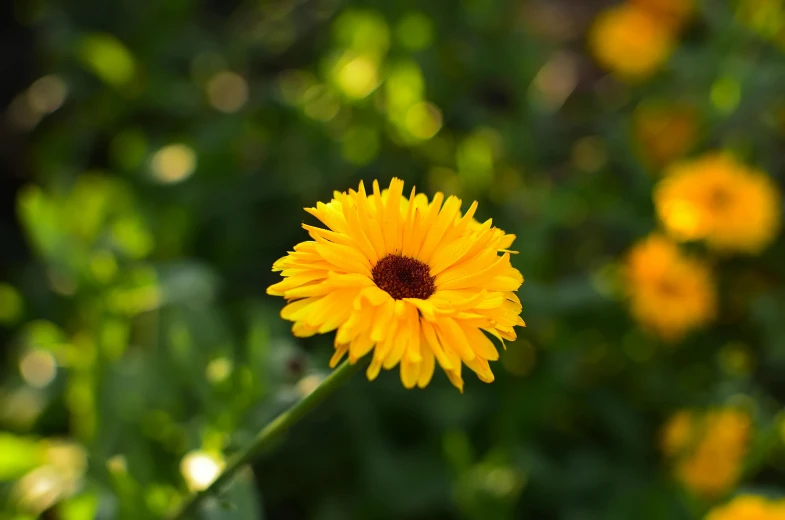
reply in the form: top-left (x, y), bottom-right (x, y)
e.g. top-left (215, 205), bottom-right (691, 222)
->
top-left (169, 360), bottom-right (361, 519)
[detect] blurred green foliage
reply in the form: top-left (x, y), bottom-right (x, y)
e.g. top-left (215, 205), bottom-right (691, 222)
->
top-left (2, 0), bottom-right (785, 519)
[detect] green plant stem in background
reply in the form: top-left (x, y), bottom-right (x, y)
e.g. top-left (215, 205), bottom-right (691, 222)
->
top-left (169, 360), bottom-right (361, 520)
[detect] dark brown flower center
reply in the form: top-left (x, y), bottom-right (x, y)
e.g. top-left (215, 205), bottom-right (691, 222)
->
top-left (657, 279), bottom-right (682, 298)
top-left (708, 186), bottom-right (732, 211)
top-left (372, 254), bottom-right (435, 300)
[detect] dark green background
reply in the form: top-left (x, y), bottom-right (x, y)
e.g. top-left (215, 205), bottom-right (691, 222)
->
top-left (2, 0), bottom-right (785, 518)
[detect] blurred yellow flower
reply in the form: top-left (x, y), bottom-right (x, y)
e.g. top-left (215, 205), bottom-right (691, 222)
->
top-left (588, 4), bottom-right (675, 81)
top-left (655, 153), bottom-right (782, 254)
top-left (661, 409), bottom-right (694, 457)
top-left (631, 0), bottom-right (694, 30)
top-left (268, 178), bottom-right (525, 391)
top-left (706, 494), bottom-right (785, 520)
top-left (625, 234), bottom-right (716, 341)
top-left (633, 101), bottom-right (700, 168)
top-left (662, 408), bottom-right (751, 498)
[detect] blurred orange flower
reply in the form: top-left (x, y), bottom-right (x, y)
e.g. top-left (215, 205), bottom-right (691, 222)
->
top-left (662, 408), bottom-right (751, 498)
top-left (588, 4), bottom-right (675, 81)
top-left (655, 153), bottom-right (782, 254)
top-left (633, 101), bottom-right (700, 168)
top-left (625, 234), bottom-right (716, 341)
top-left (706, 494), bottom-right (785, 520)
top-left (631, 0), bottom-right (695, 30)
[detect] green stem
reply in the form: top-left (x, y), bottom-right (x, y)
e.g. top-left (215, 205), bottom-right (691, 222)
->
top-left (169, 360), bottom-right (361, 520)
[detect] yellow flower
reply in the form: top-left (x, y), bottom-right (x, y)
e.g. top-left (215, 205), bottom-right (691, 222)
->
top-left (661, 409), bottom-right (694, 457)
top-left (625, 234), bottom-right (716, 341)
top-left (588, 4), bottom-right (675, 81)
top-left (631, 0), bottom-right (694, 31)
top-left (267, 178), bottom-right (525, 391)
top-left (706, 495), bottom-right (785, 520)
top-left (661, 408), bottom-right (751, 498)
top-left (655, 153), bottom-right (782, 254)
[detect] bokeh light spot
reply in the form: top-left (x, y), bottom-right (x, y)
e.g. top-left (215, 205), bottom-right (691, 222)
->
top-left (530, 52), bottom-right (578, 112)
top-left (106, 454), bottom-right (127, 474)
top-left (19, 350), bottom-right (57, 388)
top-left (206, 357), bottom-right (233, 384)
top-left (7, 93), bottom-right (41, 130)
top-left (405, 102), bottom-right (443, 140)
top-left (77, 34), bottom-right (136, 87)
top-left (2, 390), bottom-right (48, 436)
top-left (334, 54), bottom-right (380, 99)
top-left (206, 71), bottom-right (249, 113)
top-left (27, 75), bottom-right (68, 115)
top-left (151, 144), bottom-right (197, 184)
top-left (11, 442), bottom-right (86, 515)
top-left (180, 451), bottom-right (223, 491)
top-left (13, 466), bottom-right (63, 514)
